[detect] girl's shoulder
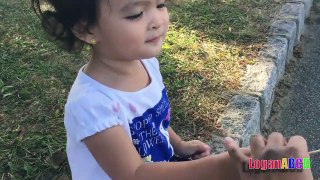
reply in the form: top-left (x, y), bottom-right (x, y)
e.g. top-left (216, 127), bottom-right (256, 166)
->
top-left (64, 73), bottom-right (125, 142)
top-left (142, 57), bottom-right (160, 71)
top-left (141, 57), bottom-right (163, 84)
top-left (66, 65), bottom-right (115, 104)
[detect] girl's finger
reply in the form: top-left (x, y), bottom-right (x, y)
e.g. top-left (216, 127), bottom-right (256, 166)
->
top-left (191, 144), bottom-right (211, 159)
top-left (194, 143), bottom-right (211, 154)
top-left (192, 151), bottom-right (210, 160)
top-left (224, 137), bottom-right (249, 163)
top-left (250, 134), bottom-right (266, 157)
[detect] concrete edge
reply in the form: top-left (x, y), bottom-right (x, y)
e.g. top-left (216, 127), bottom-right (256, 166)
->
top-left (210, 0), bottom-right (314, 154)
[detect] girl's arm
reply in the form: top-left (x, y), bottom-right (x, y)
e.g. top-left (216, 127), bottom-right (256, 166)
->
top-left (83, 125), bottom-right (242, 180)
top-left (168, 127), bottom-right (183, 152)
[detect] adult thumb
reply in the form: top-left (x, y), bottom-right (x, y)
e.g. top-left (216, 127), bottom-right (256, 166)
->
top-left (224, 137), bottom-right (248, 162)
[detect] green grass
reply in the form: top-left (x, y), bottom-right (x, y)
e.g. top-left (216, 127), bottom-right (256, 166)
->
top-left (0, 0), bottom-right (286, 179)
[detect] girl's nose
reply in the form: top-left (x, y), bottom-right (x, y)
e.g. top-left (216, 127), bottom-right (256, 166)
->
top-left (152, 23), bottom-right (160, 30)
top-left (148, 11), bottom-right (163, 30)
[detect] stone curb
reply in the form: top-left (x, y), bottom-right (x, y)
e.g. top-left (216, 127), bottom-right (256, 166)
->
top-left (211, 0), bottom-right (314, 154)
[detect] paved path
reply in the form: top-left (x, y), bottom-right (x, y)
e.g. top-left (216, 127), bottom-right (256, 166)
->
top-left (268, 7), bottom-right (320, 178)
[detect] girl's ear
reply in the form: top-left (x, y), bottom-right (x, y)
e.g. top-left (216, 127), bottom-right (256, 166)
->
top-left (71, 22), bottom-right (97, 44)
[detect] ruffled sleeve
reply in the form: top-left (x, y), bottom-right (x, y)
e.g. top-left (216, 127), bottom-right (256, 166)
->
top-left (64, 92), bottom-right (123, 142)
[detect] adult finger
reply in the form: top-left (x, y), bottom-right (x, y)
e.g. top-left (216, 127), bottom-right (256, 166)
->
top-left (250, 134), bottom-right (266, 158)
top-left (240, 147), bottom-right (251, 157)
top-left (266, 132), bottom-right (286, 147)
top-left (286, 136), bottom-right (309, 156)
top-left (224, 137), bottom-right (249, 163)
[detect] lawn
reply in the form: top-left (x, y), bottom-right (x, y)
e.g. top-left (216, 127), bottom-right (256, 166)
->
top-left (0, 0), bottom-right (285, 179)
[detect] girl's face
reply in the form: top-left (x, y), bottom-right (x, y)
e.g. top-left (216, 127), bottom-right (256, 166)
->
top-left (91, 0), bottom-right (169, 61)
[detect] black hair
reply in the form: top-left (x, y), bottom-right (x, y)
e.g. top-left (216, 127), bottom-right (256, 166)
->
top-left (32, 0), bottom-right (102, 52)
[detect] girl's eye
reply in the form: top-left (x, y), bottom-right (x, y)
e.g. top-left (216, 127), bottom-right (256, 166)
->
top-left (157, 3), bottom-right (167, 9)
top-left (126, 12), bottom-right (143, 21)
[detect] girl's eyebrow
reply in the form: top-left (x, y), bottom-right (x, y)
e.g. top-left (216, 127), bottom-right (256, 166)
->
top-left (120, 0), bottom-right (150, 12)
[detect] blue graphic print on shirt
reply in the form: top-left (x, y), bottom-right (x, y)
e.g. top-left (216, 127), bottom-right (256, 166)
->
top-left (129, 88), bottom-right (174, 162)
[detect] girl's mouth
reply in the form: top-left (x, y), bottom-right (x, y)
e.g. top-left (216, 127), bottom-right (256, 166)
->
top-left (146, 35), bottom-right (161, 43)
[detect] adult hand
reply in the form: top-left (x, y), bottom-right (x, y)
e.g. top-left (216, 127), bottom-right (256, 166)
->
top-left (224, 133), bottom-right (313, 180)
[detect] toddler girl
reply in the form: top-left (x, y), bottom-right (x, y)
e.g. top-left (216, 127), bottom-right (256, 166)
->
top-left (32, 0), bottom-right (312, 179)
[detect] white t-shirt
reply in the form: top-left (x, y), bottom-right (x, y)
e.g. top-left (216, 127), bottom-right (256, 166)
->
top-left (64, 57), bottom-right (174, 180)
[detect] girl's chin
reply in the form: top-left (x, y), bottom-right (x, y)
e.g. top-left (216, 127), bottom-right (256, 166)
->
top-left (139, 50), bottom-right (163, 59)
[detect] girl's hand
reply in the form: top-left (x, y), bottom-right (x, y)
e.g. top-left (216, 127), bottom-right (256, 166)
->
top-left (176, 140), bottom-right (211, 159)
top-left (224, 133), bottom-right (313, 180)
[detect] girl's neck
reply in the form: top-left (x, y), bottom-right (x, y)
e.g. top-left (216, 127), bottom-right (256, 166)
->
top-left (85, 54), bottom-right (140, 77)
top-left (83, 53), bottom-right (150, 92)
